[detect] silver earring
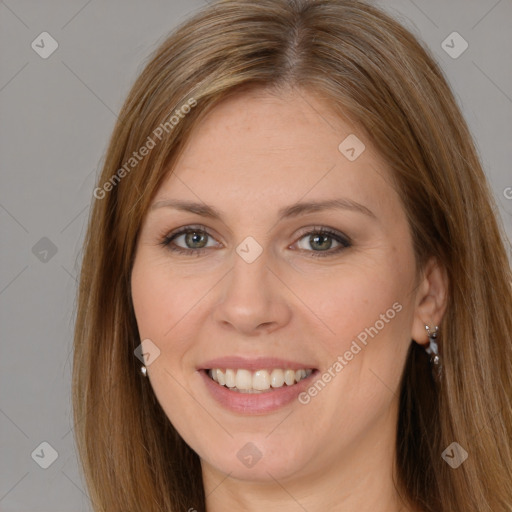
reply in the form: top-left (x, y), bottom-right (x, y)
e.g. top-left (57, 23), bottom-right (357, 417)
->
top-left (140, 365), bottom-right (147, 377)
top-left (424, 324), bottom-right (441, 381)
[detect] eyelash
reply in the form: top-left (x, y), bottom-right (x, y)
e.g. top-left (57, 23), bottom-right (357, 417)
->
top-left (159, 224), bottom-right (352, 259)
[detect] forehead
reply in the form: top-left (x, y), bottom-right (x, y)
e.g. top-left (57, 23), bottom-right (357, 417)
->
top-left (153, 88), bottom-right (396, 219)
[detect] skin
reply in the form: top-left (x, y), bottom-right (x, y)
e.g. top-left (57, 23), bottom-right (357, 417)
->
top-left (131, 87), bottom-right (448, 512)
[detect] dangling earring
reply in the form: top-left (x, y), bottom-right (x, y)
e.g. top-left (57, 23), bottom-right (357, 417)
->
top-left (424, 324), bottom-right (441, 381)
top-left (140, 365), bottom-right (147, 377)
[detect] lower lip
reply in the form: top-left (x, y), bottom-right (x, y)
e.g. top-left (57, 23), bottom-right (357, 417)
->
top-left (199, 369), bottom-right (317, 414)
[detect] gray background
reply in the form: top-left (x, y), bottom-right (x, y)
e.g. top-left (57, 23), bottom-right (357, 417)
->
top-left (0, 0), bottom-right (511, 510)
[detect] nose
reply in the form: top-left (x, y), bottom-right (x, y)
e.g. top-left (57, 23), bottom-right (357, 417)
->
top-left (212, 247), bottom-right (292, 336)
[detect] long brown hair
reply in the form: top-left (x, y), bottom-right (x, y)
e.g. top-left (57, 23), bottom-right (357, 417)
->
top-left (72, 0), bottom-right (512, 510)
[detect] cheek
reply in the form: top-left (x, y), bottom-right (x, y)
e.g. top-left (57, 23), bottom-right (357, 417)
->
top-left (295, 250), bottom-right (414, 399)
top-left (293, 262), bottom-right (407, 345)
top-left (131, 262), bottom-right (168, 339)
top-left (131, 255), bottom-right (208, 436)
top-left (131, 251), bottom-right (206, 340)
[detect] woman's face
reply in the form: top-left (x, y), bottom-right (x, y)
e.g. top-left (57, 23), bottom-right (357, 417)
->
top-left (131, 88), bottom-right (427, 484)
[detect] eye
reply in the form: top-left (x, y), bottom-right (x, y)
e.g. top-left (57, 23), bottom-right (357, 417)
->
top-left (293, 226), bottom-right (351, 258)
top-left (160, 225), bottom-right (220, 256)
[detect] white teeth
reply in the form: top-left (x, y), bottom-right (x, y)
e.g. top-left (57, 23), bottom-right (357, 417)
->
top-left (208, 368), bottom-right (313, 392)
top-left (284, 369), bottom-right (295, 386)
top-left (253, 370), bottom-right (270, 390)
top-left (297, 369), bottom-right (307, 381)
top-left (235, 369), bottom-right (252, 390)
top-left (270, 369), bottom-right (285, 388)
top-left (225, 369), bottom-right (236, 388)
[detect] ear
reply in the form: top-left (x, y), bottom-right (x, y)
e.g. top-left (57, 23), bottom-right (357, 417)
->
top-left (411, 256), bottom-right (449, 346)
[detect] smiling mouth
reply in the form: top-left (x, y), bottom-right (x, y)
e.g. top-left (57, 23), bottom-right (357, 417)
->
top-left (207, 368), bottom-right (315, 393)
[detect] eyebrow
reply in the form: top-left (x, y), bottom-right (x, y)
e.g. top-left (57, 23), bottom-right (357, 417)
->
top-left (150, 197), bottom-right (376, 220)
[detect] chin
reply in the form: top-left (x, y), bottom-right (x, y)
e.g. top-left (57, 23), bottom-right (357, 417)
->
top-left (199, 435), bottom-right (313, 483)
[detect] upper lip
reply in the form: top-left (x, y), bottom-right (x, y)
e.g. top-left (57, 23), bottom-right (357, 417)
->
top-left (198, 356), bottom-right (317, 372)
